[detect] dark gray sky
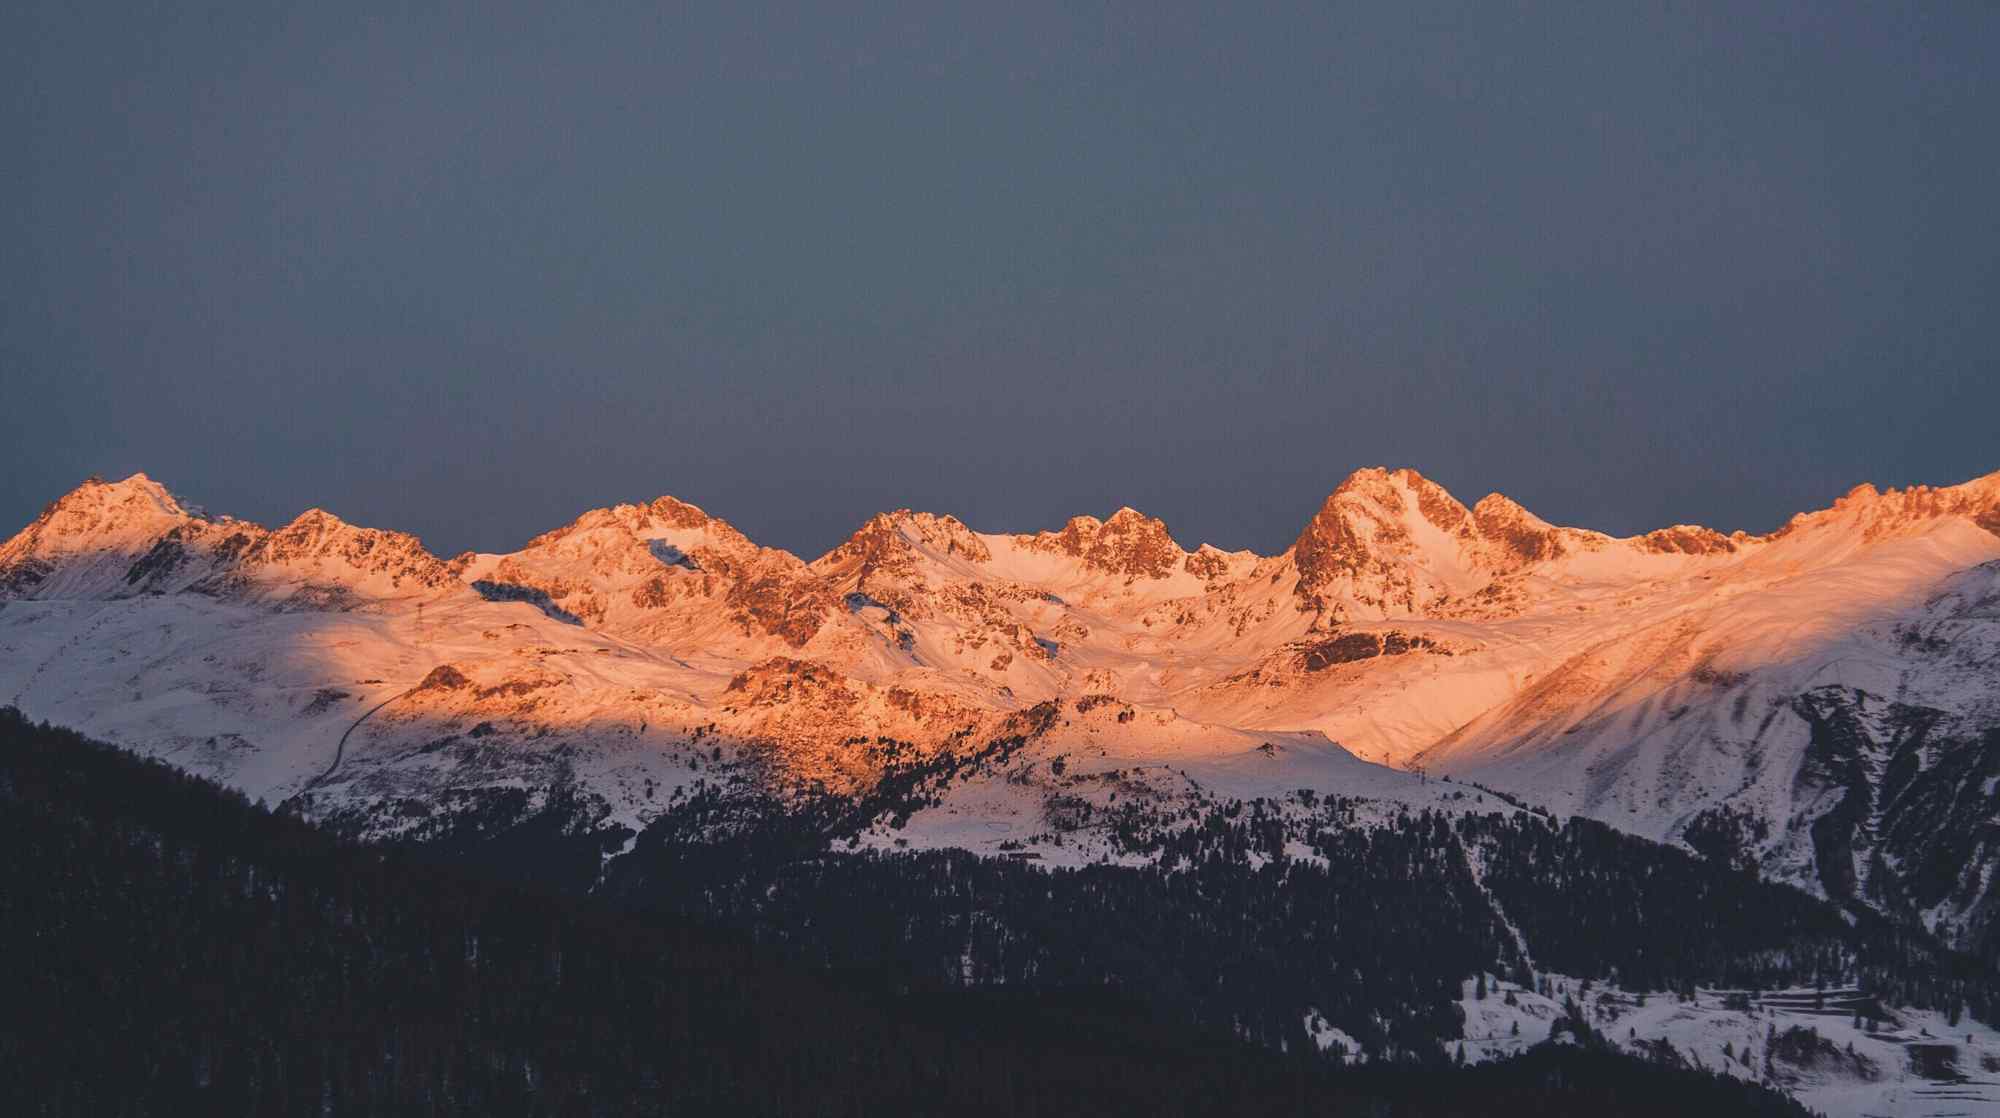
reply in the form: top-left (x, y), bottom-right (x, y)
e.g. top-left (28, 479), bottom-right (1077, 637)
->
top-left (6, 3), bottom-right (1997, 559)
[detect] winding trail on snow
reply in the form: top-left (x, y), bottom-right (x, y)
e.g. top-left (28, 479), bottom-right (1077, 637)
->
top-left (310, 687), bottom-right (416, 787)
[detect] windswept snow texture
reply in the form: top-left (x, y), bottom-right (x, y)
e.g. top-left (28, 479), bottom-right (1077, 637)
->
top-left (6, 466), bottom-right (2000, 956)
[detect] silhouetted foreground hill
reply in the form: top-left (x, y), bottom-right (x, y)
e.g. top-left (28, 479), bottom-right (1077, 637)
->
top-left (0, 709), bottom-right (1811, 1116)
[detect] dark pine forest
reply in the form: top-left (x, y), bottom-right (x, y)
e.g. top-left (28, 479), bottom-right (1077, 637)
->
top-left (2, 707), bottom-right (1972, 1115)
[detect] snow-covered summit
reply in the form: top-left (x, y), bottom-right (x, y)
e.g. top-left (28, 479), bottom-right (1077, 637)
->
top-left (7, 464), bottom-right (2000, 954)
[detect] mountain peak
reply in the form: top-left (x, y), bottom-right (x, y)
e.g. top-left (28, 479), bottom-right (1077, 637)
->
top-left (646, 494), bottom-right (713, 530)
top-left (1289, 471), bottom-right (1579, 618)
top-left (1836, 482), bottom-right (1881, 508)
top-left (815, 509), bottom-right (992, 584)
top-left (239, 507), bottom-right (452, 590)
top-left (278, 507), bottom-right (352, 533)
top-left (1325, 466), bottom-right (1398, 502)
top-left (1318, 468), bottom-right (1477, 534)
top-left (523, 494), bottom-right (760, 558)
top-left (1017, 507), bottom-right (1184, 581)
top-left (56, 471), bottom-right (185, 517)
top-left (2, 472), bottom-right (193, 560)
top-left (1291, 475), bottom-right (1419, 611)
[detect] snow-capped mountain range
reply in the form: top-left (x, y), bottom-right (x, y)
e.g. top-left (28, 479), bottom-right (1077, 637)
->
top-left (5, 467), bottom-right (1999, 954)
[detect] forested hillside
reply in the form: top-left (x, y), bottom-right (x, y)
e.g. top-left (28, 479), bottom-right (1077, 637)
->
top-left (0, 708), bottom-right (1819, 1116)
top-left (588, 777), bottom-right (2000, 1057)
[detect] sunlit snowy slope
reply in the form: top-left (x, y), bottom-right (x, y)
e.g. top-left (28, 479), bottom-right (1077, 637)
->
top-left (5, 466), bottom-right (1998, 952)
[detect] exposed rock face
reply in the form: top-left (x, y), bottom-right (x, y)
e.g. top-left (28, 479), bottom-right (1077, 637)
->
top-left (1290, 469), bottom-right (1404, 615)
top-left (1409, 472), bottom-right (1476, 538)
top-left (238, 509), bottom-right (457, 592)
top-left (1469, 493), bottom-right (1565, 565)
top-left (724, 656), bottom-right (857, 708)
top-left (11, 464), bottom-right (2000, 961)
top-left (645, 494), bottom-right (714, 531)
top-left (1016, 508), bottom-right (1184, 581)
top-left (1289, 468), bottom-right (1497, 620)
top-left (1978, 506), bottom-right (2000, 539)
top-left (1772, 476), bottom-right (2000, 546)
top-left (720, 561), bottom-right (836, 648)
top-left (1639, 525), bottom-right (1740, 556)
top-left (416, 664), bottom-right (472, 692)
top-left (1293, 630), bottom-right (1438, 671)
top-left (1183, 546), bottom-right (1233, 580)
top-left (813, 511), bottom-right (991, 589)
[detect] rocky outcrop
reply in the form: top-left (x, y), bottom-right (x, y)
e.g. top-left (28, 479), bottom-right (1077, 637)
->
top-left (1469, 493), bottom-right (1565, 565)
top-left (237, 509), bottom-right (456, 592)
top-left (1638, 525), bottom-right (1740, 556)
top-left (1289, 468), bottom-right (1484, 619)
top-left (1182, 546), bottom-right (1234, 581)
top-left (1292, 630), bottom-right (1439, 671)
top-left (1016, 508), bottom-right (1184, 581)
top-left (814, 510), bottom-right (991, 589)
top-left (1772, 475), bottom-right (2000, 546)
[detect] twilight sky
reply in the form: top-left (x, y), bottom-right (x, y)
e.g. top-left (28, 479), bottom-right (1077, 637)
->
top-left (5, 3), bottom-right (1997, 560)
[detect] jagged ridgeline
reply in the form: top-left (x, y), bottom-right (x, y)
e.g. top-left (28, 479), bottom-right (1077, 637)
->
top-left (6, 466), bottom-right (2000, 972)
top-left (0, 712), bottom-right (1819, 1117)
